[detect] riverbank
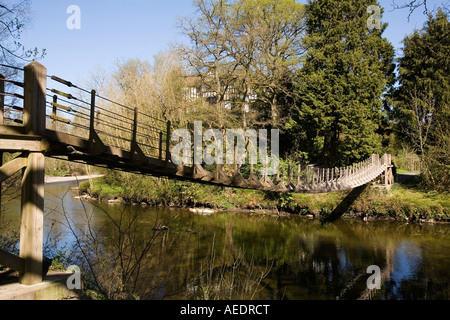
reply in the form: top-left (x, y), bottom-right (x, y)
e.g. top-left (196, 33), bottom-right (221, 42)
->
top-left (76, 172), bottom-right (450, 223)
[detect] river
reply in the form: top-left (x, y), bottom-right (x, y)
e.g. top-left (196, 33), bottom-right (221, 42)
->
top-left (1, 181), bottom-right (449, 300)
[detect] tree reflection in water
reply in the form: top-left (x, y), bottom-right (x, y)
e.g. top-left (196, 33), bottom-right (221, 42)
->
top-left (2, 183), bottom-right (449, 300)
top-left (65, 205), bottom-right (449, 300)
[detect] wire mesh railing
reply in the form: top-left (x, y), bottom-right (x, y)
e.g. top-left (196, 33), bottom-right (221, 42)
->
top-left (0, 64), bottom-right (25, 126)
top-left (0, 63), bottom-right (174, 163)
top-left (42, 72), bottom-right (173, 160)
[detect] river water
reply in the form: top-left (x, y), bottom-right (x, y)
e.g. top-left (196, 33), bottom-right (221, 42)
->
top-left (2, 182), bottom-right (449, 300)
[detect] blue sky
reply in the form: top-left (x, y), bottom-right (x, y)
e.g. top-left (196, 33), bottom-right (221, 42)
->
top-left (18, 0), bottom-right (432, 87)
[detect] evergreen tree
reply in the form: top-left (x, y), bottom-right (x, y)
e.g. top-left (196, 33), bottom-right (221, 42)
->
top-left (393, 9), bottom-right (449, 191)
top-left (290, 0), bottom-right (395, 166)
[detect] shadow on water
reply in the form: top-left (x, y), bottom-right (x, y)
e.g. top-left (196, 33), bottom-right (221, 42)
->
top-left (1, 182), bottom-right (449, 300)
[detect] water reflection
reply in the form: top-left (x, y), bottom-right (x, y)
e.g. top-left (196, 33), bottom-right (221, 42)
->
top-left (1, 182), bottom-right (449, 300)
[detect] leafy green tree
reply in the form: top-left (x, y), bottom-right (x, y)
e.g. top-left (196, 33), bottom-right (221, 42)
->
top-left (179, 0), bottom-right (306, 129)
top-left (290, 0), bottom-right (395, 166)
top-left (393, 9), bottom-right (449, 191)
top-left (230, 0), bottom-right (306, 128)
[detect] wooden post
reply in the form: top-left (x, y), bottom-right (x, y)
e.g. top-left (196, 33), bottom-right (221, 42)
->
top-left (131, 107), bottom-right (138, 153)
top-left (346, 167), bottom-right (349, 184)
top-left (89, 90), bottom-right (96, 144)
top-left (87, 90), bottom-right (106, 155)
top-left (0, 151), bottom-right (2, 225)
top-left (306, 165), bottom-right (310, 185)
top-left (159, 131), bottom-right (163, 161)
top-left (52, 95), bottom-right (57, 131)
top-left (23, 61), bottom-right (47, 136)
top-left (0, 74), bottom-right (5, 222)
top-left (263, 160), bottom-right (268, 181)
top-left (19, 152), bottom-right (45, 285)
top-left (342, 167), bottom-right (345, 184)
top-left (384, 154), bottom-right (390, 187)
top-left (312, 167), bottom-right (317, 189)
top-left (389, 155), bottom-right (394, 185)
top-left (0, 74), bottom-right (4, 124)
top-left (290, 163), bottom-right (294, 185)
top-left (275, 162), bottom-right (280, 183)
top-left (19, 61), bottom-right (47, 285)
top-left (96, 110), bottom-right (101, 127)
top-left (165, 120), bottom-right (171, 164)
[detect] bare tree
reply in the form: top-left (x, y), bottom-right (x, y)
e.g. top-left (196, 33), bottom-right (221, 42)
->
top-left (231, 0), bottom-right (306, 127)
top-left (0, 0), bottom-right (45, 68)
top-left (59, 189), bottom-right (178, 300)
top-left (391, 0), bottom-right (449, 19)
top-left (178, 0), bottom-right (240, 128)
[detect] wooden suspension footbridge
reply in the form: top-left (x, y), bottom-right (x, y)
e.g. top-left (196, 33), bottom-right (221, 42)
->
top-left (0, 61), bottom-right (394, 287)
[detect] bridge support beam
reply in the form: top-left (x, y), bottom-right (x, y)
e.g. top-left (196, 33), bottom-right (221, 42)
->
top-left (0, 73), bottom-right (4, 124)
top-left (0, 75), bottom-right (4, 224)
top-left (19, 152), bottom-right (45, 285)
top-left (19, 61), bottom-right (47, 285)
top-left (0, 62), bottom-right (47, 286)
top-left (322, 184), bottom-right (369, 224)
top-left (384, 154), bottom-right (394, 188)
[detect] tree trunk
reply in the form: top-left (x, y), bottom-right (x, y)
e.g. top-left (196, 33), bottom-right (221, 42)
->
top-left (271, 95), bottom-right (278, 127)
top-left (323, 125), bottom-right (339, 167)
top-left (323, 132), bottom-right (330, 167)
top-left (329, 126), bottom-right (339, 166)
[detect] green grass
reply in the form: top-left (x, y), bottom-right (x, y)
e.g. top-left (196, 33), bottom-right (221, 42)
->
top-left (349, 179), bottom-right (449, 221)
top-left (81, 181), bottom-right (125, 201)
top-left (79, 171), bottom-right (449, 222)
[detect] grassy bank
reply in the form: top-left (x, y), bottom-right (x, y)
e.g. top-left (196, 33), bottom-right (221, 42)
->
top-left (79, 171), bottom-right (450, 222)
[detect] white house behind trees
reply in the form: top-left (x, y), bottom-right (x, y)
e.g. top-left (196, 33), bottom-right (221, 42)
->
top-left (183, 75), bottom-right (257, 112)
